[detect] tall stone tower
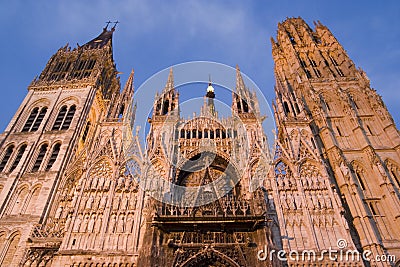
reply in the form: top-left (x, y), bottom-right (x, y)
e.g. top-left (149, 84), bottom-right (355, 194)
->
top-left (271, 17), bottom-right (400, 266)
top-left (0, 24), bottom-right (140, 266)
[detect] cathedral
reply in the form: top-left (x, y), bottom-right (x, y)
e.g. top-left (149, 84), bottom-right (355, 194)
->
top-left (0, 17), bottom-right (399, 267)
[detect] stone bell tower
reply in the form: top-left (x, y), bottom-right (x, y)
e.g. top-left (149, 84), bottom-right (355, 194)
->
top-left (0, 23), bottom-right (126, 266)
top-left (271, 17), bottom-right (400, 266)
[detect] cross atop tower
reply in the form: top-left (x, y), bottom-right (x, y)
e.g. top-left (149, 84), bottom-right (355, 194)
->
top-left (105, 21), bottom-right (112, 29)
top-left (112, 21), bottom-right (119, 29)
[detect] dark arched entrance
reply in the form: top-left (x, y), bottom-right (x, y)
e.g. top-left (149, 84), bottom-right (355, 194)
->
top-left (179, 249), bottom-right (240, 267)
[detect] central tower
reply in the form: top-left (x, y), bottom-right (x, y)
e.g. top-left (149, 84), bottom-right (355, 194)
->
top-left (137, 67), bottom-right (278, 267)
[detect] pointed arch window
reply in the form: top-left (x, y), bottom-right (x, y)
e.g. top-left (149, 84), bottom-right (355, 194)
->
top-left (21, 106), bottom-right (48, 132)
top-left (9, 144), bottom-right (27, 172)
top-left (52, 105), bottom-right (67, 130)
top-left (275, 161), bottom-right (292, 189)
top-left (61, 105), bottom-right (76, 130)
top-left (355, 170), bottom-right (366, 190)
top-left (283, 101), bottom-right (290, 115)
top-left (118, 104), bottom-right (125, 119)
top-left (275, 161), bottom-right (288, 176)
top-left (45, 143), bottom-right (61, 171)
top-left (22, 107), bottom-right (39, 132)
top-left (71, 59), bottom-right (96, 79)
top-left (287, 31), bottom-right (296, 44)
top-left (309, 58), bottom-right (317, 67)
top-left (314, 68), bottom-right (321, 78)
top-left (336, 68), bottom-right (344, 77)
top-left (305, 69), bottom-right (312, 78)
top-left (156, 102), bottom-right (162, 115)
top-left (26, 186), bottom-right (41, 213)
top-left (210, 130), bottom-right (215, 139)
top-left (0, 145), bottom-right (15, 172)
top-left (290, 102), bottom-right (296, 117)
top-left (82, 122), bottom-right (91, 142)
top-left (22, 107), bottom-right (48, 132)
top-left (308, 55), bottom-right (321, 78)
top-left (204, 129), bottom-right (209, 139)
top-left (30, 107), bottom-right (48, 132)
top-left (299, 58), bottom-right (307, 68)
top-left (294, 103), bottom-right (300, 114)
top-left (236, 100), bottom-right (242, 112)
top-left (162, 100), bottom-right (169, 115)
top-left (242, 100), bottom-right (249, 113)
top-left (52, 105), bottom-right (76, 130)
top-left (1, 233), bottom-right (21, 266)
top-left (329, 54), bottom-right (339, 66)
top-left (0, 232), bottom-right (5, 251)
top-left (32, 144), bottom-right (48, 172)
top-left (216, 129), bottom-right (220, 138)
top-left (311, 137), bottom-right (317, 149)
top-left (9, 187), bottom-right (28, 215)
top-left (180, 129), bottom-right (185, 138)
top-left (368, 202), bottom-right (378, 216)
top-left (221, 130), bottom-right (226, 139)
top-left (49, 60), bottom-right (72, 81)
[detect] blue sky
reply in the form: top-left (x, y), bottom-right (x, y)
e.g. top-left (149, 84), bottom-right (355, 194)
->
top-left (0, 1), bottom-right (399, 132)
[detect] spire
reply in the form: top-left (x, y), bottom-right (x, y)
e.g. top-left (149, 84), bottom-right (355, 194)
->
top-left (235, 65), bottom-right (246, 96)
top-left (108, 69), bottom-right (134, 119)
top-left (153, 68), bottom-right (179, 118)
top-left (232, 65), bottom-right (255, 115)
top-left (119, 69), bottom-right (135, 118)
top-left (122, 69), bottom-right (135, 97)
top-left (201, 77), bottom-right (216, 117)
top-left (82, 26), bottom-right (115, 49)
top-left (163, 68), bottom-right (174, 92)
top-left (206, 75), bottom-right (215, 99)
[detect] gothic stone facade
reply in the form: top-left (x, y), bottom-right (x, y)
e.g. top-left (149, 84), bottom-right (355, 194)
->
top-left (0, 18), bottom-right (398, 267)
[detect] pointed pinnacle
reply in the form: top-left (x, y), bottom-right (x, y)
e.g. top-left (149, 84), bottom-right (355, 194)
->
top-left (123, 69), bottom-right (134, 95)
top-left (164, 68), bottom-right (174, 92)
top-left (235, 65), bottom-right (245, 93)
top-left (270, 37), bottom-right (276, 46)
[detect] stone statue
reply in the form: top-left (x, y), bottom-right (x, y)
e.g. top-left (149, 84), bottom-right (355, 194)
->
top-left (109, 214), bottom-right (117, 233)
top-left (88, 215), bottom-right (96, 232)
top-left (376, 162), bottom-right (387, 178)
top-left (340, 161), bottom-right (349, 177)
top-left (73, 215), bottom-right (82, 232)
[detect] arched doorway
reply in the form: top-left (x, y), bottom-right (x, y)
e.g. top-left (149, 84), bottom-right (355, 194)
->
top-left (180, 249), bottom-right (240, 267)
